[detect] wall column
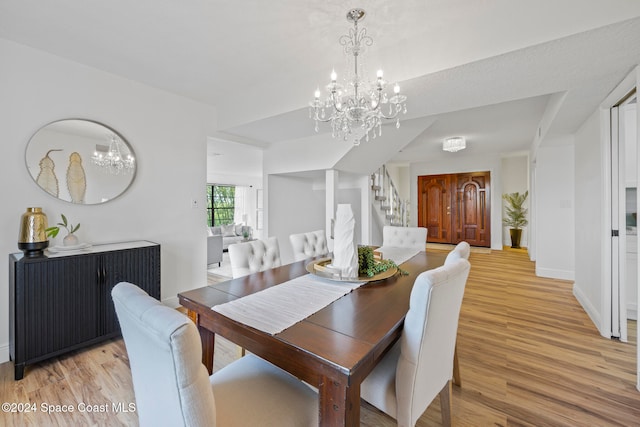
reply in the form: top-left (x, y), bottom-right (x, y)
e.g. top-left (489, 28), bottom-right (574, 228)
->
top-left (326, 170), bottom-right (338, 252)
top-left (360, 175), bottom-right (372, 245)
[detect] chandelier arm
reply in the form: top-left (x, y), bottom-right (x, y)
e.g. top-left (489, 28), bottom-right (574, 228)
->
top-left (311, 111), bottom-right (336, 123)
top-left (328, 91), bottom-right (347, 114)
top-left (378, 108), bottom-right (402, 120)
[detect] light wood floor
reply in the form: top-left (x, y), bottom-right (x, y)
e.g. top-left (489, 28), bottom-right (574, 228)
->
top-left (1, 249), bottom-right (637, 426)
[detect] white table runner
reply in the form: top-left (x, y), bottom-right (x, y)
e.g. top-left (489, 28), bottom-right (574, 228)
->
top-left (212, 274), bottom-right (364, 335)
top-left (376, 246), bottom-right (420, 265)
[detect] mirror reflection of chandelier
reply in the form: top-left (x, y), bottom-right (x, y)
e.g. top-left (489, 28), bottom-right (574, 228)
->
top-left (91, 134), bottom-right (135, 174)
top-left (309, 8), bottom-right (407, 145)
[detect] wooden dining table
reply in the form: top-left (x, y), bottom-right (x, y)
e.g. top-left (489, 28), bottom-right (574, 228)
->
top-left (178, 250), bottom-right (446, 427)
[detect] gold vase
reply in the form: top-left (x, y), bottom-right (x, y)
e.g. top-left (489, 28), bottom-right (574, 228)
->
top-left (18, 207), bottom-right (49, 257)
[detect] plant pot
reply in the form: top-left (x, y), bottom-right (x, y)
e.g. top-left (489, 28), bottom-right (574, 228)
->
top-left (509, 229), bottom-right (522, 249)
top-left (63, 233), bottom-right (79, 247)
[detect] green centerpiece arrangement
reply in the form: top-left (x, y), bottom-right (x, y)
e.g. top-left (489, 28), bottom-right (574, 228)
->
top-left (358, 246), bottom-right (408, 277)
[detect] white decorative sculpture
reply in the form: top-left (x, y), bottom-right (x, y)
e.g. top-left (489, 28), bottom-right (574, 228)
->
top-left (332, 204), bottom-right (358, 279)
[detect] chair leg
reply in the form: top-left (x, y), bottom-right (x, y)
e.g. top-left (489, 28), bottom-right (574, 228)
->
top-left (452, 344), bottom-right (461, 387)
top-left (439, 380), bottom-right (452, 427)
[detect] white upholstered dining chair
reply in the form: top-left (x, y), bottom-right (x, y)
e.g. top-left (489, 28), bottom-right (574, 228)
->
top-left (112, 282), bottom-right (318, 427)
top-left (228, 236), bottom-right (281, 278)
top-left (444, 240), bottom-right (470, 387)
top-left (446, 241), bottom-right (471, 265)
top-left (382, 226), bottom-right (427, 250)
top-left (289, 230), bottom-right (328, 262)
top-left (360, 258), bottom-right (470, 427)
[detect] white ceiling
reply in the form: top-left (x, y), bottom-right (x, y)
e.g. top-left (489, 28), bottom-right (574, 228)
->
top-left (2, 0), bottom-right (640, 165)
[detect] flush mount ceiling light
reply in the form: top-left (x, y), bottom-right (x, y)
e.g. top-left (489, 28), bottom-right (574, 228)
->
top-left (309, 8), bottom-right (407, 146)
top-left (443, 137), bottom-right (466, 152)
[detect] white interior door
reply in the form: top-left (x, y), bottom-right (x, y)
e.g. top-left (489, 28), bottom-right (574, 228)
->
top-left (611, 105), bottom-right (624, 340)
top-left (611, 94), bottom-right (638, 343)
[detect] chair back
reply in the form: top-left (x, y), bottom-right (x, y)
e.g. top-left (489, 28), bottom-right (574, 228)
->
top-left (382, 226), bottom-right (427, 250)
top-left (396, 258), bottom-right (470, 427)
top-left (289, 230), bottom-right (328, 262)
top-left (112, 282), bottom-right (216, 427)
top-left (228, 236), bottom-right (281, 278)
top-left (445, 241), bottom-right (471, 264)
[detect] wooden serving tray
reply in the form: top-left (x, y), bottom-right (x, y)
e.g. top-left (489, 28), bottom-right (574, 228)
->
top-left (305, 257), bottom-right (398, 283)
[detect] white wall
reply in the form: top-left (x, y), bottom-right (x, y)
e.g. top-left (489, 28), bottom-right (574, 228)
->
top-left (207, 138), bottom-right (263, 188)
top-left (264, 134), bottom-right (351, 175)
top-left (573, 110), bottom-right (605, 332)
top-left (534, 142), bottom-right (575, 280)
top-left (268, 175), bottom-right (325, 264)
top-left (501, 155), bottom-right (530, 248)
top-left (409, 153), bottom-right (503, 250)
top-left (0, 39), bottom-right (215, 362)
top-left (386, 164), bottom-right (410, 200)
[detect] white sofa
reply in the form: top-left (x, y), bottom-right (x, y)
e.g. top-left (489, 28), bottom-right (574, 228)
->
top-left (210, 224), bottom-right (253, 251)
top-left (207, 234), bottom-right (223, 266)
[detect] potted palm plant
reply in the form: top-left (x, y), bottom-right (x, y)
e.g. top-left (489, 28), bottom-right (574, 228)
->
top-left (502, 191), bottom-right (528, 248)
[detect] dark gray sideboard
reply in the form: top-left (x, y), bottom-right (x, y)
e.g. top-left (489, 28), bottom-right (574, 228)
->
top-left (9, 240), bottom-right (160, 380)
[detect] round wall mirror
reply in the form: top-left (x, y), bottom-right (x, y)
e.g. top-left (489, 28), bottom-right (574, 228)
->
top-left (26, 119), bottom-right (136, 204)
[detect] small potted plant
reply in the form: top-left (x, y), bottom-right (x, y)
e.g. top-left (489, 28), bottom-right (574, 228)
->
top-left (502, 191), bottom-right (528, 248)
top-left (46, 214), bottom-right (81, 246)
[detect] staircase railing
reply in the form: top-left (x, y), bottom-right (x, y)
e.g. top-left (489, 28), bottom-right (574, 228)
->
top-left (371, 165), bottom-right (409, 227)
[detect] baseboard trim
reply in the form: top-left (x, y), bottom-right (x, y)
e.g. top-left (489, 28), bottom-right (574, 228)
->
top-left (425, 243), bottom-right (492, 253)
top-left (573, 283), bottom-right (608, 338)
top-left (535, 267), bottom-right (575, 281)
top-left (0, 342), bottom-right (9, 364)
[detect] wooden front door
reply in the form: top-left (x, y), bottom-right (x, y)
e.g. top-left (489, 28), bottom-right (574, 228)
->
top-left (418, 174), bottom-right (451, 243)
top-left (418, 171), bottom-right (491, 247)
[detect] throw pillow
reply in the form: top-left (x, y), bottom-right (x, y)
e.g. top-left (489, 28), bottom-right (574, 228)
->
top-left (221, 224), bottom-right (236, 237)
top-left (235, 224), bottom-right (244, 236)
top-left (210, 226), bottom-right (222, 236)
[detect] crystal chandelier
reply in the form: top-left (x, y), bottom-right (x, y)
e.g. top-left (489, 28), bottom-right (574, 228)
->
top-left (443, 137), bottom-right (466, 152)
top-left (91, 134), bottom-right (135, 174)
top-left (309, 9), bottom-right (407, 145)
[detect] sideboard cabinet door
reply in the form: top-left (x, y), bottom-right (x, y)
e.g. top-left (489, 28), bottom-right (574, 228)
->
top-left (9, 241), bottom-right (160, 380)
top-left (100, 245), bottom-right (161, 335)
top-left (20, 256), bottom-right (100, 362)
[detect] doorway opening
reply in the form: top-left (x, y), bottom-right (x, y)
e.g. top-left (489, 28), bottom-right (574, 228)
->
top-left (611, 90), bottom-right (638, 342)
